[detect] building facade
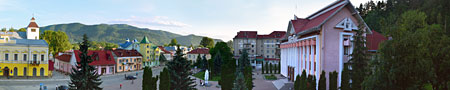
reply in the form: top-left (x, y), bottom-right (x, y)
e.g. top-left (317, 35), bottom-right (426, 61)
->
top-left (186, 48), bottom-right (211, 62)
top-left (233, 31), bottom-right (286, 68)
top-left (54, 54), bottom-right (73, 74)
top-left (112, 49), bottom-right (143, 73)
top-left (0, 17), bottom-right (50, 77)
top-left (72, 50), bottom-right (116, 75)
top-left (279, 0), bottom-right (385, 89)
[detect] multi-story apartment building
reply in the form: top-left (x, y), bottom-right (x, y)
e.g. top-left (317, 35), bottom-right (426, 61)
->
top-left (112, 49), bottom-right (143, 72)
top-left (233, 31), bottom-right (286, 68)
top-left (0, 17), bottom-right (51, 78)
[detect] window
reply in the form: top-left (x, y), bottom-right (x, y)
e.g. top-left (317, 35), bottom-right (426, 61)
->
top-left (5, 54), bottom-right (8, 60)
top-left (267, 50), bottom-right (269, 53)
top-left (33, 54), bottom-right (37, 61)
top-left (251, 45), bottom-right (254, 47)
top-left (126, 59), bottom-right (128, 63)
top-left (14, 54), bottom-right (18, 61)
top-left (344, 46), bottom-right (349, 55)
top-left (110, 67), bottom-right (114, 73)
top-left (272, 50), bottom-right (274, 53)
top-left (134, 59), bottom-right (136, 62)
top-left (31, 29), bottom-right (36, 32)
top-left (251, 50), bottom-right (254, 53)
top-left (119, 59), bottom-right (122, 63)
top-left (23, 54), bottom-right (27, 61)
top-left (119, 66), bottom-right (122, 70)
top-left (272, 45), bottom-right (274, 47)
top-left (267, 45), bottom-right (269, 47)
top-left (147, 51), bottom-right (149, 54)
top-left (134, 65), bottom-right (136, 68)
top-left (41, 55), bottom-right (45, 61)
top-left (147, 45), bottom-right (149, 48)
top-left (266, 55), bottom-right (269, 58)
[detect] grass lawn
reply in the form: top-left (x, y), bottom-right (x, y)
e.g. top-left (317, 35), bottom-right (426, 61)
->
top-left (193, 71), bottom-right (221, 81)
top-left (264, 74), bottom-right (277, 80)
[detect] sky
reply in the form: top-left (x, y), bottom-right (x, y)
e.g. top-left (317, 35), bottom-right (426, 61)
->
top-left (0, 0), bottom-right (379, 41)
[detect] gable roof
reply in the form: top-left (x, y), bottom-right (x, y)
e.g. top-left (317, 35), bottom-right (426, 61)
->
top-left (112, 49), bottom-right (142, 57)
top-left (289, 0), bottom-right (371, 36)
top-left (55, 54), bottom-right (72, 62)
top-left (158, 46), bottom-right (172, 54)
top-left (367, 30), bottom-right (387, 51)
top-left (73, 50), bottom-right (116, 66)
top-left (187, 48), bottom-right (209, 54)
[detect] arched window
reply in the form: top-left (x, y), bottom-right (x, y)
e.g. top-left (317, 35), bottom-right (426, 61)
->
top-left (40, 68), bottom-right (44, 76)
top-left (33, 68), bottom-right (37, 76)
top-left (13, 67), bottom-right (18, 76)
top-left (23, 67), bottom-right (27, 76)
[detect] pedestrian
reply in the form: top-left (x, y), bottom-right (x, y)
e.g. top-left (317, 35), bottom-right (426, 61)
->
top-left (120, 84), bottom-right (122, 89)
top-left (136, 72), bottom-right (138, 76)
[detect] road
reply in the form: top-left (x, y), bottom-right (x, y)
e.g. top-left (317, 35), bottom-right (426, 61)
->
top-left (0, 67), bottom-right (163, 90)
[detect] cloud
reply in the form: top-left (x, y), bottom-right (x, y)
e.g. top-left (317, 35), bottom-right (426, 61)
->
top-left (108, 16), bottom-right (191, 29)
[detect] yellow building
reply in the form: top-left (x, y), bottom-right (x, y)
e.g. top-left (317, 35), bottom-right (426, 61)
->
top-left (0, 17), bottom-right (50, 77)
top-left (140, 36), bottom-right (158, 67)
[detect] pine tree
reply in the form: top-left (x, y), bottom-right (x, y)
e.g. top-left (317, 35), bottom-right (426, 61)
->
top-left (239, 49), bottom-right (253, 90)
top-left (196, 54), bottom-right (203, 69)
top-left (68, 34), bottom-right (102, 90)
top-left (340, 64), bottom-right (350, 90)
top-left (212, 51), bottom-right (222, 76)
top-left (300, 70), bottom-right (307, 90)
top-left (294, 75), bottom-right (301, 90)
top-left (167, 46), bottom-right (196, 90)
top-left (159, 68), bottom-right (170, 90)
top-left (318, 71), bottom-right (326, 90)
top-left (232, 72), bottom-right (248, 90)
top-left (329, 71), bottom-right (338, 90)
top-left (142, 67), bottom-right (158, 90)
top-left (348, 24), bottom-right (369, 90)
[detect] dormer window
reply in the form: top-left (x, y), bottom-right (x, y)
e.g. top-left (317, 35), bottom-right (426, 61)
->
top-left (336, 17), bottom-right (358, 31)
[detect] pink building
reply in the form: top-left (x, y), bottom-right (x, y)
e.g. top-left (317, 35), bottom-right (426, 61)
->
top-left (54, 50), bottom-right (116, 75)
top-left (280, 0), bottom-right (385, 89)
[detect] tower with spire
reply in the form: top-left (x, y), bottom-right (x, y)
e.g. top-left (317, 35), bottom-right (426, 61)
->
top-left (26, 17), bottom-right (40, 40)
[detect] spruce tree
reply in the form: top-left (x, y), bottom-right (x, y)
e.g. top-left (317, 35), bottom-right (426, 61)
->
top-left (329, 71), bottom-right (338, 90)
top-left (269, 63), bottom-right (273, 74)
top-left (239, 49), bottom-right (254, 90)
top-left (300, 70), bottom-right (307, 90)
top-left (261, 61), bottom-right (265, 74)
top-left (294, 75), bottom-right (301, 90)
top-left (212, 51), bottom-right (222, 76)
top-left (219, 53), bottom-right (236, 90)
top-left (277, 61), bottom-right (281, 74)
top-left (348, 25), bottom-right (369, 90)
top-left (142, 67), bottom-right (158, 90)
top-left (318, 71), bottom-right (326, 90)
top-left (201, 55), bottom-right (208, 70)
top-left (244, 66), bottom-right (254, 90)
top-left (68, 34), bottom-right (102, 90)
top-left (167, 46), bottom-right (196, 90)
top-left (265, 62), bottom-right (269, 74)
top-left (159, 68), bottom-right (170, 90)
top-left (196, 54), bottom-right (202, 69)
top-left (340, 64), bottom-right (350, 90)
top-left (232, 72), bottom-right (248, 90)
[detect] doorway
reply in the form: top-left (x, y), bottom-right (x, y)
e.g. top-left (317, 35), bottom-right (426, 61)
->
top-left (101, 68), bottom-right (106, 75)
top-left (13, 67), bottom-right (17, 77)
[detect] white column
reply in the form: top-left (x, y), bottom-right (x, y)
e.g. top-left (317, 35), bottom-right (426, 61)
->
top-left (311, 44), bottom-right (315, 75)
top-left (306, 42), bottom-right (310, 75)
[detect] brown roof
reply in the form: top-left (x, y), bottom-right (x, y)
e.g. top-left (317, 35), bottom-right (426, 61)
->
top-left (187, 48), bottom-right (209, 54)
top-left (158, 46), bottom-right (172, 54)
top-left (367, 30), bottom-right (387, 51)
top-left (112, 49), bottom-right (142, 57)
top-left (27, 17), bottom-right (39, 28)
top-left (234, 31), bottom-right (258, 39)
top-left (257, 31), bottom-right (286, 39)
top-left (55, 54), bottom-right (72, 62)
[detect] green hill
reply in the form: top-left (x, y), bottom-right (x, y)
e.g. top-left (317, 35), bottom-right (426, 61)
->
top-left (39, 23), bottom-right (222, 46)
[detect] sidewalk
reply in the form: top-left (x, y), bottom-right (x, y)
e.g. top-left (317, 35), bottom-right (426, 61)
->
top-left (0, 66), bottom-right (162, 81)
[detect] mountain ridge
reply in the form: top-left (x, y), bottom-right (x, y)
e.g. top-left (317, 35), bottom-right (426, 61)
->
top-left (39, 23), bottom-right (222, 46)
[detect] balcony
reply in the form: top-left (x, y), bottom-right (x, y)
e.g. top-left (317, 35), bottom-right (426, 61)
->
top-left (28, 60), bottom-right (40, 65)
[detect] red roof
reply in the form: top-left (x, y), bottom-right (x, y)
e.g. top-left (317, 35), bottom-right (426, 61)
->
top-left (256, 31), bottom-right (286, 39)
top-left (234, 31), bottom-right (258, 38)
top-left (367, 30), bottom-right (387, 51)
top-left (187, 48), bottom-right (209, 54)
top-left (292, 0), bottom-right (347, 34)
top-left (55, 54), bottom-right (72, 62)
top-left (48, 60), bottom-right (54, 71)
top-left (158, 46), bottom-right (172, 54)
top-left (73, 50), bottom-right (116, 66)
top-left (112, 49), bottom-right (142, 57)
top-left (27, 17), bottom-right (39, 28)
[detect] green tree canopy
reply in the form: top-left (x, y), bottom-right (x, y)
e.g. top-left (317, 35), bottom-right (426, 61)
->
top-left (169, 38), bottom-right (178, 46)
top-left (200, 37), bottom-right (215, 48)
top-left (41, 30), bottom-right (72, 56)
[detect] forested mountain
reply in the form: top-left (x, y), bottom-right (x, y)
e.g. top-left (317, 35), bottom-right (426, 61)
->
top-left (39, 23), bottom-right (222, 46)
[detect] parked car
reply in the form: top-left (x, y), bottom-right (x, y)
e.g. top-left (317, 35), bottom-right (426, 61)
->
top-left (56, 85), bottom-right (69, 90)
top-left (125, 75), bottom-right (137, 80)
